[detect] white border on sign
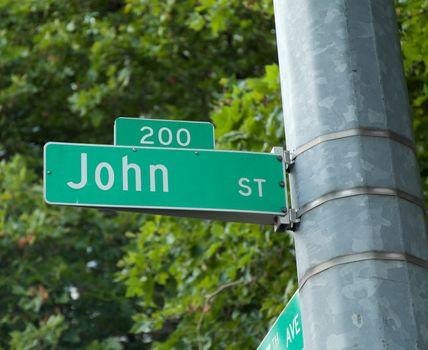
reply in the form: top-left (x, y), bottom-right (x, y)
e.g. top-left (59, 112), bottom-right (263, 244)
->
top-left (43, 142), bottom-right (287, 217)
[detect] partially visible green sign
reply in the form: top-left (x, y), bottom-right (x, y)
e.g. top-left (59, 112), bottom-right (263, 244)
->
top-left (44, 142), bottom-right (287, 224)
top-left (257, 291), bottom-right (304, 350)
top-left (114, 117), bottom-right (215, 149)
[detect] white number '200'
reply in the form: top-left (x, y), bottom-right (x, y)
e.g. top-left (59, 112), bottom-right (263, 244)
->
top-left (140, 127), bottom-right (191, 147)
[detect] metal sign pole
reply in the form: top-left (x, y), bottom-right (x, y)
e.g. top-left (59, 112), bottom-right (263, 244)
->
top-left (274, 0), bottom-right (428, 348)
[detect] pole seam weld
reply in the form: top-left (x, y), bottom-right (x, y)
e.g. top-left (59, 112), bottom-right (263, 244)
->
top-left (292, 127), bottom-right (416, 159)
top-left (297, 186), bottom-right (425, 217)
top-left (299, 251), bottom-right (428, 290)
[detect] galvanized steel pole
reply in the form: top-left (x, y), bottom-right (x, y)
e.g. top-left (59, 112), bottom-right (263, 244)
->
top-left (273, 0), bottom-right (428, 348)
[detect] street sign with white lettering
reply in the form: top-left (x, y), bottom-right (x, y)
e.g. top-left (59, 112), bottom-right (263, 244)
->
top-left (257, 291), bottom-right (304, 350)
top-left (44, 143), bottom-right (287, 224)
top-left (114, 117), bottom-right (215, 149)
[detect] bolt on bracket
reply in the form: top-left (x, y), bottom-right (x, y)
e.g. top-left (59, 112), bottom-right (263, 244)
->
top-left (274, 208), bottom-right (300, 232)
top-left (271, 146), bottom-right (294, 172)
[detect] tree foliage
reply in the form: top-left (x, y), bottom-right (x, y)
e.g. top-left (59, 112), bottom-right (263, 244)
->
top-left (0, 0), bottom-right (427, 349)
top-left (0, 0), bottom-right (276, 158)
top-left (397, 0), bottom-right (428, 202)
top-left (0, 155), bottom-right (144, 349)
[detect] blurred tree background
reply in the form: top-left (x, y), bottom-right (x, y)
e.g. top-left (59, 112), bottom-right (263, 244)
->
top-left (0, 0), bottom-right (426, 349)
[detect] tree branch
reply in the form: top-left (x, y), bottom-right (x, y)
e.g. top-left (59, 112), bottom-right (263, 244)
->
top-left (196, 278), bottom-right (253, 350)
top-left (205, 279), bottom-right (246, 302)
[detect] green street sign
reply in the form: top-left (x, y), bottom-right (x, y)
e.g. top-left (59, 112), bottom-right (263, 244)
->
top-left (258, 292), bottom-right (304, 350)
top-left (44, 143), bottom-right (287, 224)
top-left (114, 117), bottom-right (215, 149)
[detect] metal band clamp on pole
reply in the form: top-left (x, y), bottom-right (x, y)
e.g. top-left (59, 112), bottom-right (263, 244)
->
top-left (280, 128), bottom-right (422, 221)
top-left (298, 186), bottom-right (426, 217)
top-left (299, 251), bottom-right (428, 290)
top-left (292, 127), bottom-right (416, 159)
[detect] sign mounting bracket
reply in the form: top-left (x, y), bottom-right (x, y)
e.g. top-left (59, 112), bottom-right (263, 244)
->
top-left (274, 208), bottom-right (300, 232)
top-left (271, 147), bottom-right (299, 232)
